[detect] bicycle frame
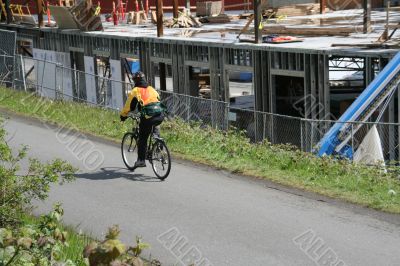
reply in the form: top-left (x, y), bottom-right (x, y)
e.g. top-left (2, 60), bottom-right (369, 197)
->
top-left (127, 114), bottom-right (157, 160)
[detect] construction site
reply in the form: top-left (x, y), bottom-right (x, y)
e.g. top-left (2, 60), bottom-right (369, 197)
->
top-left (1, 0), bottom-right (400, 162)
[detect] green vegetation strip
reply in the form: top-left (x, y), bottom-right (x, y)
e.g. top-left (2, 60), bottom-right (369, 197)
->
top-left (1, 87), bottom-right (400, 213)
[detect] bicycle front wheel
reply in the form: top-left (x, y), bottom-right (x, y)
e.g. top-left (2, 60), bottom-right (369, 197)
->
top-left (151, 140), bottom-right (171, 180)
top-left (121, 132), bottom-right (138, 171)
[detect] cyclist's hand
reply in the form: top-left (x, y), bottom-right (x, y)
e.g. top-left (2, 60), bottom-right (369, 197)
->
top-left (120, 115), bottom-right (127, 122)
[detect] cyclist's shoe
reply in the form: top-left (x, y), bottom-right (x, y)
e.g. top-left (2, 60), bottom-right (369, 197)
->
top-left (152, 132), bottom-right (160, 139)
top-left (134, 160), bottom-right (146, 168)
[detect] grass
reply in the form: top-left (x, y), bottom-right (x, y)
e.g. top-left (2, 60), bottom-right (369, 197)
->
top-left (1, 87), bottom-right (400, 213)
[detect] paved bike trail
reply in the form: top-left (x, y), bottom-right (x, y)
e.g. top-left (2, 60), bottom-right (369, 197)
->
top-left (4, 114), bottom-right (400, 266)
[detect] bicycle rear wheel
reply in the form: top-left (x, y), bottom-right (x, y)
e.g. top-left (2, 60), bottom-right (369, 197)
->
top-left (151, 140), bottom-right (171, 180)
top-left (121, 132), bottom-right (138, 171)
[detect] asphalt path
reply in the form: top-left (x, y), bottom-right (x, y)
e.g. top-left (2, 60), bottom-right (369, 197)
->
top-left (4, 113), bottom-right (400, 266)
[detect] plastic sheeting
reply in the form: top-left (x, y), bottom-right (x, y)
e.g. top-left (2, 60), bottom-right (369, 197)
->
top-left (354, 125), bottom-right (385, 165)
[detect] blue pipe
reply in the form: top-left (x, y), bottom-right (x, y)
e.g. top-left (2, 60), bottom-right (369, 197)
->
top-left (317, 52), bottom-right (400, 158)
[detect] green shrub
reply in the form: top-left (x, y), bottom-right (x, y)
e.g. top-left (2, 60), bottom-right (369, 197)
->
top-left (0, 205), bottom-right (78, 265)
top-left (0, 118), bottom-right (75, 227)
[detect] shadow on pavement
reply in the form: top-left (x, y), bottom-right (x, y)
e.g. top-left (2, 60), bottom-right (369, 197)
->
top-left (75, 167), bottom-right (162, 182)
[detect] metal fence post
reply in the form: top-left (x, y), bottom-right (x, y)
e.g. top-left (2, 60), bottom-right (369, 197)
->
top-left (351, 123), bottom-right (354, 155)
top-left (300, 119), bottom-right (304, 151)
top-left (188, 95), bottom-right (191, 122)
top-left (263, 112), bottom-right (266, 140)
top-left (61, 64), bottom-right (64, 99)
top-left (254, 110), bottom-right (257, 142)
top-left (226, 103), bottom-right (230, 130)
top-left (20, 55), bottom-right (27, 92)
top-left (310, 120), bottom-right (314, 150)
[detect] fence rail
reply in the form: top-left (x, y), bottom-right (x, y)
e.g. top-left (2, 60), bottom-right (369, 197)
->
top-left (1, 53), bottom-right (400, 162)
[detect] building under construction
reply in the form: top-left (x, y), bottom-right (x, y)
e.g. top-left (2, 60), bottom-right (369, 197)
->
top-left (1, 0), bottom-right (400, 161)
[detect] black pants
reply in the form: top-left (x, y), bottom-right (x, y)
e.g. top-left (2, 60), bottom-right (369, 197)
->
top-left (138, 114), bottom-right (164, 161)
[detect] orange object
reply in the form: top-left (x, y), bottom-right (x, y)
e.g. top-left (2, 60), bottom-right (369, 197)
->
top-left (46, 1), bottom-right (51, 25)
top-left (119, 0), bottom-right (125, 20)
top-left (112, 1), bottom-right (118, 25)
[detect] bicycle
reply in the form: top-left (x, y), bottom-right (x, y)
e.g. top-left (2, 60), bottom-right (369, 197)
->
top-left (121, 113), bottom-right (171, 180)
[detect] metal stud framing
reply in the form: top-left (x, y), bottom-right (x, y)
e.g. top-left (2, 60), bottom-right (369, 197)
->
top-left (2, 24), bottom-right (398, 130)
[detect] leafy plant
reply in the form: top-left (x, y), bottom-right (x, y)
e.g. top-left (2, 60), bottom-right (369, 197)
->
top-left (0, 117), bottom-right (76, 227)
top-left (84, 225), bottom-right (150, 266)
top-left (0, 205), bottom-right (72, 265)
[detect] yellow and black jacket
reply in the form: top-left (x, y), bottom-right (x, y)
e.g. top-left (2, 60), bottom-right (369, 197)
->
top-left (120, 86), bottom-right (161, 118)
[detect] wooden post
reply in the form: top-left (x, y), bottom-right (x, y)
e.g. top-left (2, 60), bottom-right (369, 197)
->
top-left (185, 0), bottom-right (190, 12)
top-left (253, 0), bottom-right (262, 43)
top-left (172, 0), bottom-right (178, 18)
top-left (37, 0), bottom-right (44, 27)
top-left (363, 0), bottom-right (371, 34)
top-left (4, 0), bottom-right (12, 24)
top-left (320, 0), bottom-right (326, 14)
top-left (156, 0), bottom-right (163, 37)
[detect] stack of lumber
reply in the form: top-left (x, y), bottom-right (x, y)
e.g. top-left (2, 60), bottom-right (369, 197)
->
top-left (126, 11), bottom-right (147, 24)
top-left (269, 3), bottom-right (326, 17)
top-left (164, 9), bottom-right (202, 28)
top-left (262, 25), bottom-right (354, 36)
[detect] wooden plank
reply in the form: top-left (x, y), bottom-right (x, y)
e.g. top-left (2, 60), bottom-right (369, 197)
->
top-left (49, 5), bottom-right (79, 29)
top-left (237, 14), bottom-right (254, 39)
top-left (150, 5), bottom-right (196, 11)
top-left (262, 26), bottom-right (354, 36)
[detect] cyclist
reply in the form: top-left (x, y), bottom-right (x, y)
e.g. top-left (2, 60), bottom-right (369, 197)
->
top-left (120, 71), bottom-right (164, 168)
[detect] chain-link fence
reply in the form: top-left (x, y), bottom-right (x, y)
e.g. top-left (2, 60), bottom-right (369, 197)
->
top-left (1, 53), bottom-right (400, 162)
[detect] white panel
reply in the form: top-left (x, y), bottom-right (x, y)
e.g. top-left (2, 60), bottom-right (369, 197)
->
top-left (43, 50), bottom-right (57, 99)
top-left (110, 59), bottom-right (124, 110)
top-left (84, 56), bottom-right (97, 104)
top-left (33, 48), bottom-right (56, 99)
top-left (55, 52), bottom-right (73, 100)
